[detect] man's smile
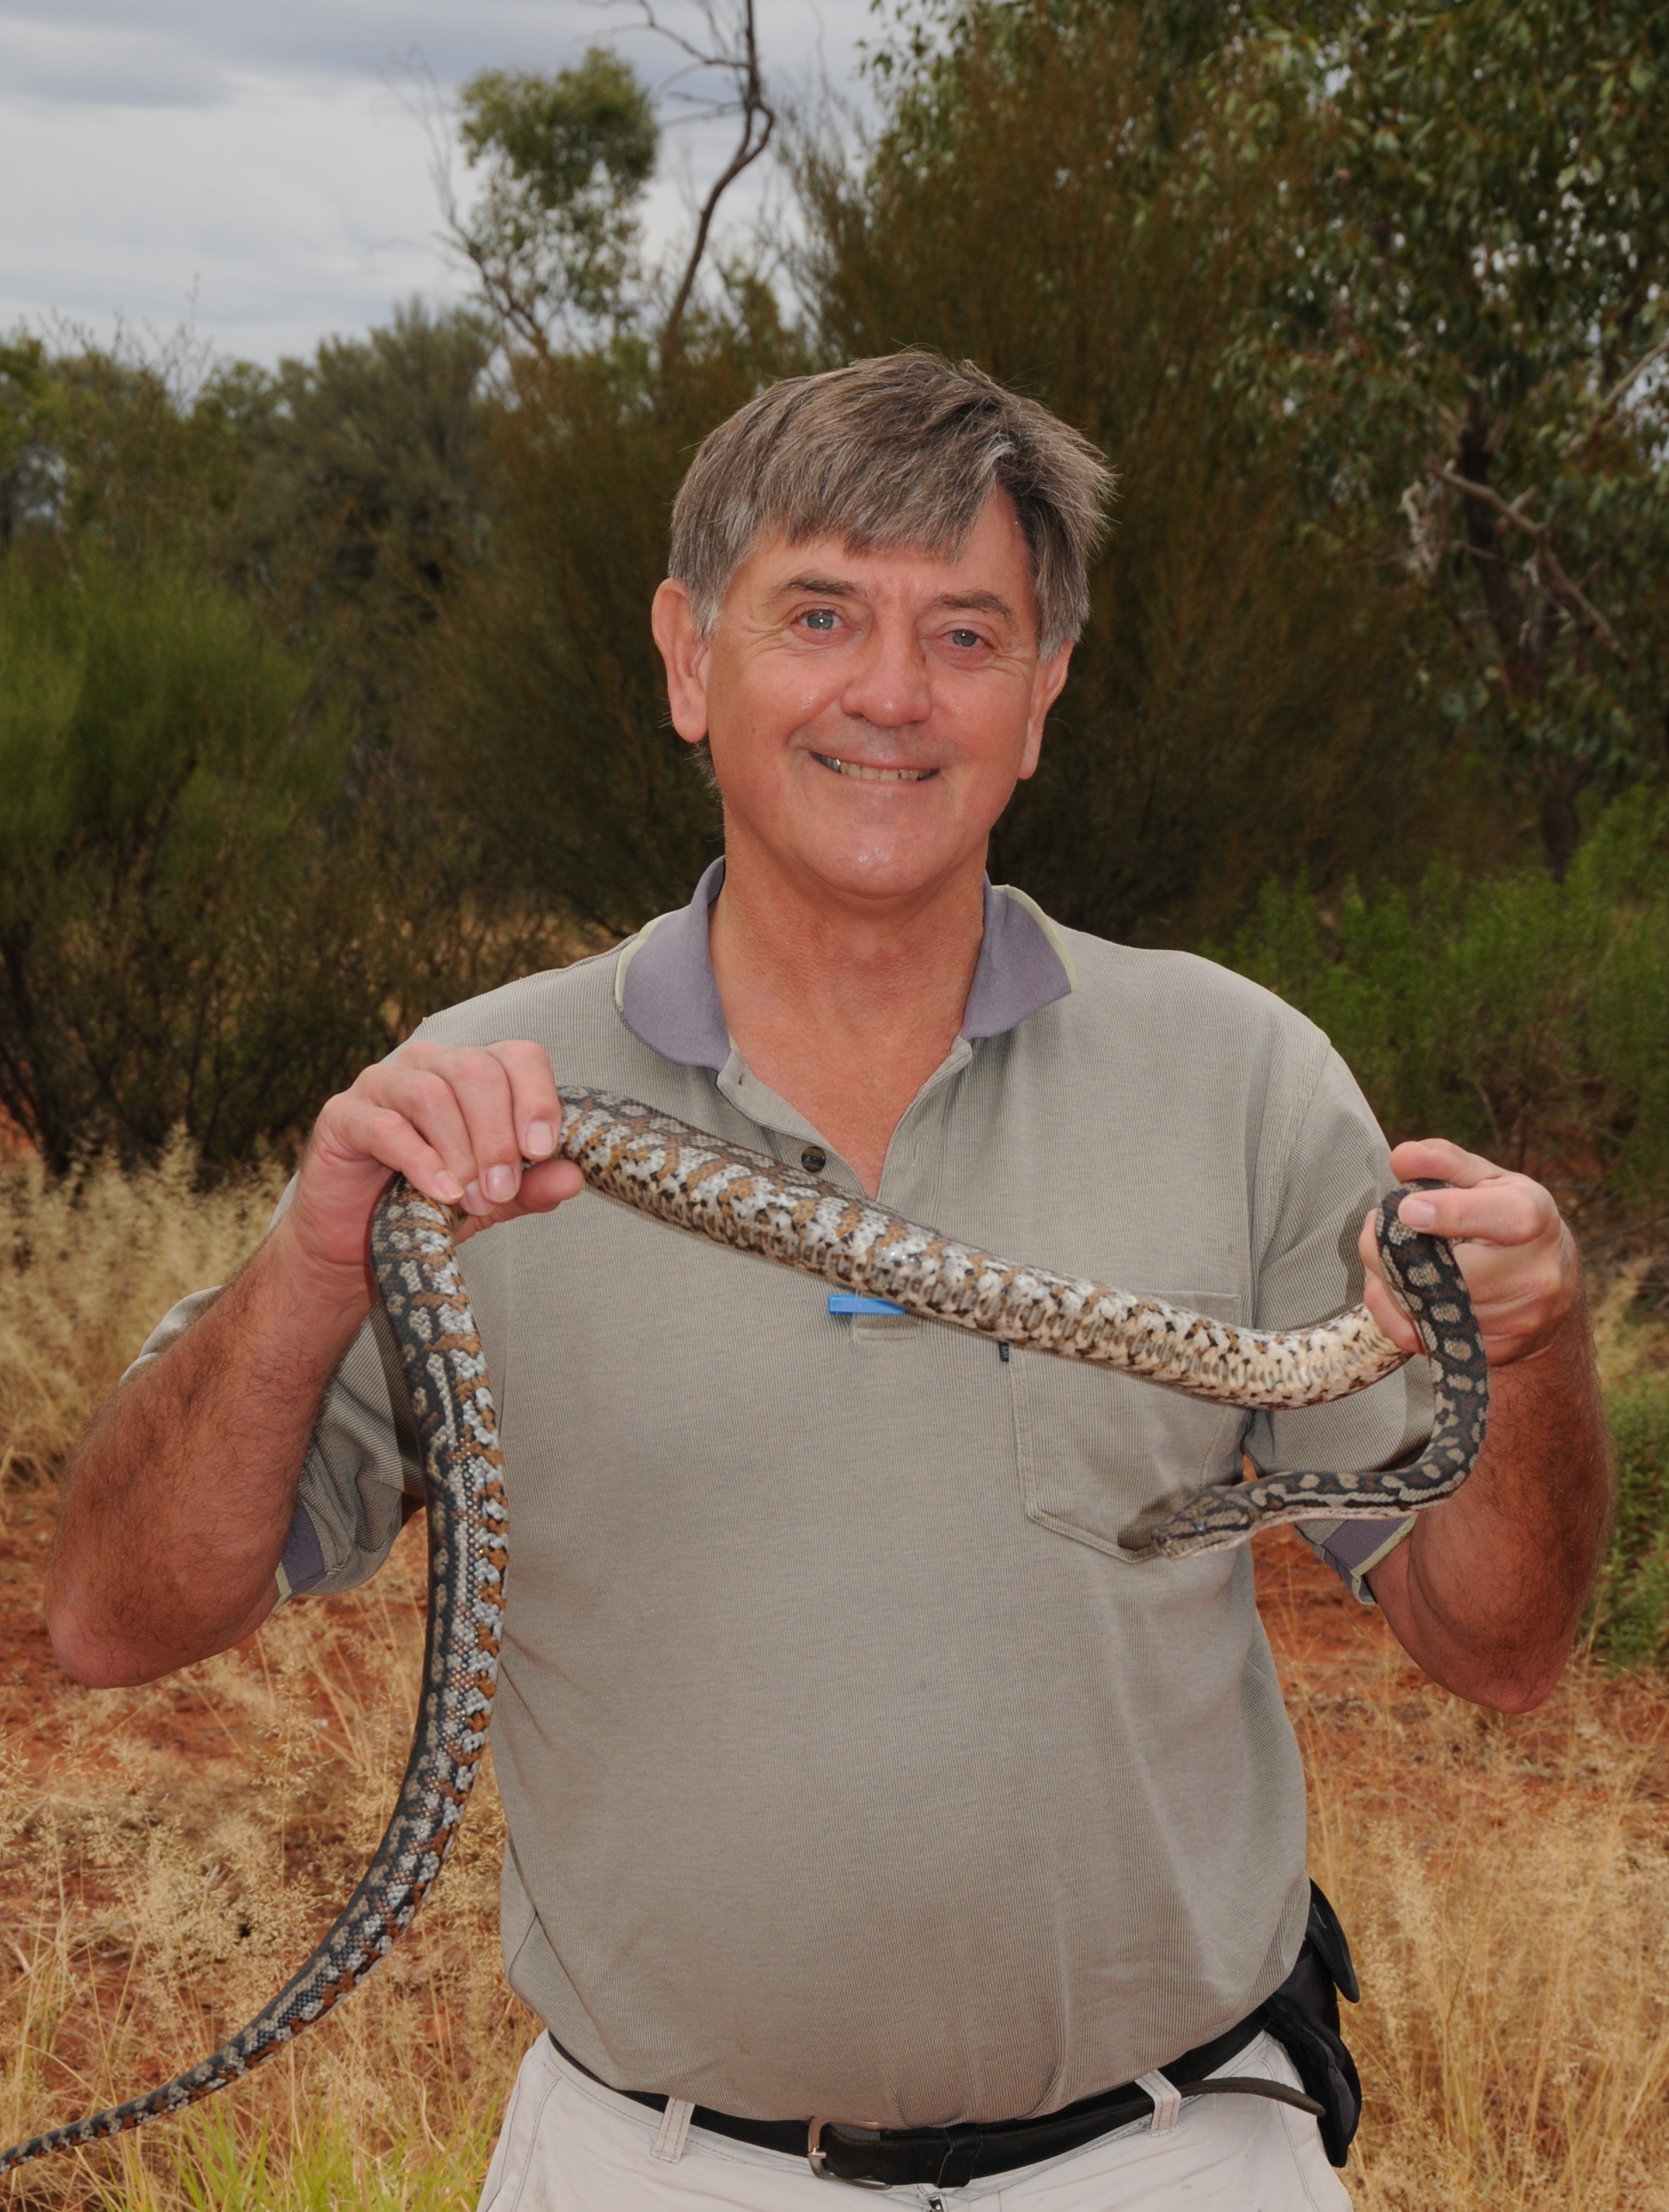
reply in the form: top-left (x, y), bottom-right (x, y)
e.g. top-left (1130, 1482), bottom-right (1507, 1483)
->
top-left (811, 752), bottom-right (939, 783)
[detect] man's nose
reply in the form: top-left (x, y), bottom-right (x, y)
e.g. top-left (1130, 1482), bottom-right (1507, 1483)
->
top-left (838, 618), bottom-right (933, 727)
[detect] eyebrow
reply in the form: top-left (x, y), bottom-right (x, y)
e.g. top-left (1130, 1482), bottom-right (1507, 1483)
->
top-left (773, 576), bottom-right (1020, 624)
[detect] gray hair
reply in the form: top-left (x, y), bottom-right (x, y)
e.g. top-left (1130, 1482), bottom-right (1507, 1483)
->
top-left (669, 353), bottom-right (1114, 657)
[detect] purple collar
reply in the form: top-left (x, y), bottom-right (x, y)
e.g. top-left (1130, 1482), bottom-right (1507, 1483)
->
top-left (616, 858), bottom-right (1073, 1071)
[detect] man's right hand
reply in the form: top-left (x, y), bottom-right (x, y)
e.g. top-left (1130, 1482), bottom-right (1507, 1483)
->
top-left (280, 1040), bottom-right (586, 1306)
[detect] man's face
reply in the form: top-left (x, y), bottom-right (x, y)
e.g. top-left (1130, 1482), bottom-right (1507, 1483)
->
top-left (653, 491), bottom-right (1072, 905)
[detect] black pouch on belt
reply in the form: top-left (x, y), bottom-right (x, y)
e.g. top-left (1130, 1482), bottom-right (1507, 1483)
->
top-left (1257, 1880), bottom-right (1363, 2168)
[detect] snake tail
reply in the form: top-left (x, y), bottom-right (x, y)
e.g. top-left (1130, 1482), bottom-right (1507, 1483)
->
top-left (0, 1181), bottom-right (504, 2180)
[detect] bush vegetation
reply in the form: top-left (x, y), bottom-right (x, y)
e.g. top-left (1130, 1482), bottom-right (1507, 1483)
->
top-left (1591, 1371), bottom-right (1669, 1673)
top-left (1216, 790), bottom-right (1669, 1216)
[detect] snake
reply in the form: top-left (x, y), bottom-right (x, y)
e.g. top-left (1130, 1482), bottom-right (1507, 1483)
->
top-left (1, 1083), bottom-right (1486, 2178)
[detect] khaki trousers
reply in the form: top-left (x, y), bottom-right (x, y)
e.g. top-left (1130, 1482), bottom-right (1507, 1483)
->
top-left (477, 2032), bottom-right (1353, 2211)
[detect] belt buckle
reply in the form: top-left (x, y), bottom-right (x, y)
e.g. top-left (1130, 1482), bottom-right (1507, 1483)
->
top-left (807, 2118), bottom-right (890, 2186)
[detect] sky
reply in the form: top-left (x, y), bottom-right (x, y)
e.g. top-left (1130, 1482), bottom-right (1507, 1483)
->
top-left (0, 0), bottom-right (874, 368)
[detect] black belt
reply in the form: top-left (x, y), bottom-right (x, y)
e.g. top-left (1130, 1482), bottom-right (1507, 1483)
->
top-left (551, 1999), bottom-right (1321, 2190)
top-left (550, 1883), bottom-right (1362, 2188)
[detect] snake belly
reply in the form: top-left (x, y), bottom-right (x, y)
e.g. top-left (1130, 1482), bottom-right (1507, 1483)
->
top-left (549, 1087), bottom-right (1490, 1559)
top-left (0, 1085), bottom-right (1486, 2173)
top-left (0, 1182), bottom-right (505, 2180)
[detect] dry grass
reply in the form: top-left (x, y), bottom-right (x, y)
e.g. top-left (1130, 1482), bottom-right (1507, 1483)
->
top-left (0, 1506), bottom-right (530, 2208)
top-left (1273, 1551), bottom-right (1669, 2211)
top-left (2, 1151), bottom-right (1668, 2208)
top-left (0, 1140), bottom-right (288, 1493)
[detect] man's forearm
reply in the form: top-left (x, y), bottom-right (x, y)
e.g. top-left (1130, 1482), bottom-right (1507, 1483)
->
top-left (1369, 1306), bottom-right (1613, 1710)
top-left (46, 1218), bottom-right (373, 1688)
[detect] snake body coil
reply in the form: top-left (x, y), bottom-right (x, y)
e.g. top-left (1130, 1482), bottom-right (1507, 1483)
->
top-left (0, 1084), bottom-right (1486, 2175)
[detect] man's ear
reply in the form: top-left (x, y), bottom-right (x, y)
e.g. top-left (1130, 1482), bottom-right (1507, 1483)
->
top-left (652, 579), bottom-right (711, 744)
top-left (1019, 641), bottom-right (1074, 781)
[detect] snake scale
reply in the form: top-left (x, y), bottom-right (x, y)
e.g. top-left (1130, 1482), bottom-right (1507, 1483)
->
top-left (1, 1083), bottom-right (1487, 2178)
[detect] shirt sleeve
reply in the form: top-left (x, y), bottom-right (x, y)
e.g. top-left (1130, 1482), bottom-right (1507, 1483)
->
top-left (1243, 1042), bottom-right (1432, 1606)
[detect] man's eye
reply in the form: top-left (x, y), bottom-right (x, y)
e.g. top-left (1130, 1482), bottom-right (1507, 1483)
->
top-left (948, 628), bottom-right (984, 649)
top-left (802, 609), bottom-right (839, 632)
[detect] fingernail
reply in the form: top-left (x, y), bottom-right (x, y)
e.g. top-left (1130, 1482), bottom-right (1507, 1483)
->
top-left (463, 1179), bottom-right (486, 1214)
top-left (434, 1172), bottom-right (464, 1203)
top-left (1401, 1196), bottom-right (1436, 1227)
top-left (525, 1120), bottom-right (555, 1158)
top-left (485, 1163), bottom-right (518, 1203)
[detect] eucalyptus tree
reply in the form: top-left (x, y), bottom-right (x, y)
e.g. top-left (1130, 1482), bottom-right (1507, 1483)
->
top-left (1261, 0), bottom-right (1669, 872)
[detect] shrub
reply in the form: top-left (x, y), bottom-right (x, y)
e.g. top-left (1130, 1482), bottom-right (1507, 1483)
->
top-left (1591, 1370), bottom-right (1669, 1672)
top-left (1216, 790), bottom-right (1669, 1213)
top-left (794, 0), bottom-right (1469, 945)
top-left (0, 553), bottom-right (576, 1174)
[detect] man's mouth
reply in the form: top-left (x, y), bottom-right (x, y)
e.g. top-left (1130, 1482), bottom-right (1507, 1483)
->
top-left (812, 753), bottom-right (937, 783)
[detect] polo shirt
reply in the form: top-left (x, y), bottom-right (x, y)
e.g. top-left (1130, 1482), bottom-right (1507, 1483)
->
top-left (134, 865), bottom-right (1426, 2128)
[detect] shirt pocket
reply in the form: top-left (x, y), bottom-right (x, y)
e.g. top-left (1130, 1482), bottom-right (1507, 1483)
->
top-left (1009, 1291), bottom-right (1247, 1560)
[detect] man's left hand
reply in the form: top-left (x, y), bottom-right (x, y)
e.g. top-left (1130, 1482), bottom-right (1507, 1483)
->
top-left (1358, 1136), bottom-right (1609, 1712)
top-left (1358, 1137), bottom-right (1581, 1369)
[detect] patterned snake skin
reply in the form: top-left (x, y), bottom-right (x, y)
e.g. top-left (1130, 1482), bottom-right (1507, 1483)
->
top-left (553, 1089), bottom-right (1488, 1552)
top-left (0, 1084), bottom-right (1486, 2176)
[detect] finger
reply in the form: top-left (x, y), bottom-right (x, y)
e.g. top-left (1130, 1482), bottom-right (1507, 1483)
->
top-left (380, 1061), bottom-right (491, 1207)
top-left (1386, 1136), bottom-right (1501, 1189)
top-left (1358, 1207), bottom-right (1388, 1285)
top-left (440, 1157), bottom-right (586, 1248)
top-left (516, 1158), bottom-right (584, 1211)
top-left (1396, 1178), bottom-right (1556, 1249)
top-left (429, 1049), bottom-right (528, 1211)
top-left (329, 1096), bottom-right (468, 1207)
top-left (1362, 1267), bottom-right (1420, 1354)
top-left (383, 1047), bottom-right (536, 1214)
top-left (487, 1041), bottom-right (565, 1162)
top-left (468, 1159), bottom-right (583, 1227)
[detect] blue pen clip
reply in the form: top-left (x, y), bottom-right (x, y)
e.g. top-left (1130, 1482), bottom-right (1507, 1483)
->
top-left (827, 1293), bottom-right (908, 1317)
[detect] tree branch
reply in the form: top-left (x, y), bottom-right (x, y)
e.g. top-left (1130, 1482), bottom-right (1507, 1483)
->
top-left (1561, 331), bottom-right (1669, 465)
top-left (408, 56), bottom-right (555, 358)
top-left (1428, 466), bottom-right (1629, 668)
top-left (620, 0), bottom-right (775, 358)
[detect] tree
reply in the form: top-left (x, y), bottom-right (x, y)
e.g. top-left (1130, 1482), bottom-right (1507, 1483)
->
top-left (0, 327), bottom-right (273, 574)
top-left (229, 302), bottom-right (497, 763)
top-left (451, 50), bottom-right (659, 351)
top-left (0, 337), bottom-right (61, 549)
top-left (0, 550), bottom-right (572, 1172)
top-left (408, 293), bottom-right (809, 936)
top-left (1263, 0), bottom-right (1669, 874)
top-left (0, 555), bottom-right (356, 1170)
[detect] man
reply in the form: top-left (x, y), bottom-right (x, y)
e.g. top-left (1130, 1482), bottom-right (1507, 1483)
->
top-left (47, 354), bottom-right (1611, 2209)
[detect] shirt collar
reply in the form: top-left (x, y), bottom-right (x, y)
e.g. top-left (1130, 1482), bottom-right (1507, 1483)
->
top-left (615, 858), bottom-right (1074, 1071)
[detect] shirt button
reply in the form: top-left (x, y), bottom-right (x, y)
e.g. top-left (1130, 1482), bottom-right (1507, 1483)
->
top-left (800, 1147), bottom-right (827, 1174)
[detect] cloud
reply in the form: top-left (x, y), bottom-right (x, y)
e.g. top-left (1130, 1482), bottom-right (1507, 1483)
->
top-left (0, 13), bottom-right (228, 108)
top-left (0, 2), bottom-right (584, 102)
top-left (0, 0), bottom-right (872, 364)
